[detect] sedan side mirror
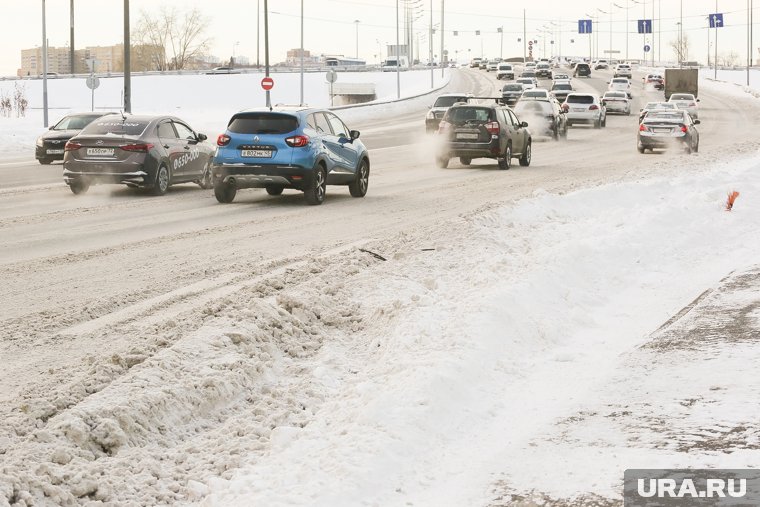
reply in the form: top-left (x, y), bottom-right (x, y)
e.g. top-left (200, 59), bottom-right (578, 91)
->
top-left (350, 130), bottom-right (360, 140)
top-left (697, 98), bottom-right (700, 102)
top-left (197, 133), bottom-right (208, 141)
top-left (520, 121), bottom-right (529, 128)
top-left (693, 119), bottom-right (701, 125)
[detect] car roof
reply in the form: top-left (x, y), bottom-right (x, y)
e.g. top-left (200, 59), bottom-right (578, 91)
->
top-left (438, 92), bottom-right (473, 97)
top-left (236, 106), bottom-right (314, 115)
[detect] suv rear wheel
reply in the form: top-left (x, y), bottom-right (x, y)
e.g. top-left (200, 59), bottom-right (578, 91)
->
top-left (69, 180), bottom-right (89, 195)
top-left (459, 157), bottom-right (471, 166)
top-left (498, 144), bottom-right (512, 170)
top-left (265, 185), bottom-right (284, 196)
top-left (214, 181), bottom-right (237, 203)
top-left (519, 142), bottom-right (532, 167)
top-left (304, 164), bottom-right (327, 205)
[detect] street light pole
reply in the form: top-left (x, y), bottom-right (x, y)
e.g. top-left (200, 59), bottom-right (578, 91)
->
top-left (69, 0), bottom-right (74, 74)
top-left (123, 0), bottom-right (131, 113)
top-left (300, 0), bottom-right (304, 106)
top-left (354, 19), bottom-right (360, 59)
top-left (264, 0), bottom-right (270, 108)
top-left (440, 0), bottom-right (445, 76)
top-left (429, 0), bottom-right (433, 87)
top-left (396, 0), bottom-right (400, 98)
top-left (42, 0), bottom-right (48, 127)
top-left (257, 0), bottom-right (260, 67)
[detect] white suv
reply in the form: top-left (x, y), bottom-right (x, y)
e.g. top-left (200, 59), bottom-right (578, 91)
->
top-left (562, 93), bottom-right (607, 128)
top-left (496, 63), bottom-right (515, 80)
top-left (614, 64), bottom-right (632, 78)
top-left (608, 77), bottom-right (633, 98)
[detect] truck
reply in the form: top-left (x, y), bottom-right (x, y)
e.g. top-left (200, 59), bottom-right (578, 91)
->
top-left (381, 56), bottom-right (409, 72)
top-left (664, 68), bottom-right (698, 101)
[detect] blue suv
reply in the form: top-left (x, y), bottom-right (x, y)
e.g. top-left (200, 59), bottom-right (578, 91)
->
top-left (212, 107), bottom-right (370, 205)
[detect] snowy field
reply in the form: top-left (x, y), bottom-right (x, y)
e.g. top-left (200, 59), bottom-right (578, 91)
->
top-left (2, 68), bottom-right (760, 506)
top-left (0, 69), bottom-right (448, 158)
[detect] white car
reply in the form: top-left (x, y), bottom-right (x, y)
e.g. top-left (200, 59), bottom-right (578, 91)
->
top-left (614, 64), bottom-right (632, 78)
top-left (552, 72), bottom-right (571, 82)
top-left (608, 77), bottom-right (633, 98)
top-left (639, 101), bottom-right (677, 121)
top-left (668, 93), bottom-right (700, 120)
top-left (563, 93), bottom-right (606, 128)
top-left (602, 91), bottom-right (631, 115)
top-left (487, 60), bottom-right (500, 72)
top-left (515, 77), bottom-right (537, 90)
top-left (496, 63), bottom-right (515, 80)
top-left (520, 88), bottom-right (551, 101)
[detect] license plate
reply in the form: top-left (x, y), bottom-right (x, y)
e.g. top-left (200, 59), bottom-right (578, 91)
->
top-left (457, 133), bottom-right (479, 140)
top-left (46, 149), bottom-right (64, 155)
top-left (572, 108), bottom-right (586, 112)
top-left (241, 149), bottom-right (273, 158)
top-left (653, 128), bottom-right (671, 133)
top-left (86, 148), bottom-right (114, 156)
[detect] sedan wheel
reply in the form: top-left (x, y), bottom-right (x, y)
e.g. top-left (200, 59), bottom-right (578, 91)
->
top-left (152, 165), bottom-right (170, 196)
top-left (497, 145), bottom-right (511, 170)
top-left (349, 159), bottom-right (369, 197)
top-left (305, 165), bottom-right (327, 205)
top-left (198, 161), bottom-right (213, 189)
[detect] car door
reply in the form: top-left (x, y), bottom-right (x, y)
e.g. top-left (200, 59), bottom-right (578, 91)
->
top-left (324, 112), bottom-right (359, 176)
top-left (311, 112), bottom-right (342, 174)
top-left (508, 109), bottom-right (529, 154)
top-left (156, 120), bottom-right (184, 178)
top-left (172, 121), bottom-right (203, 181)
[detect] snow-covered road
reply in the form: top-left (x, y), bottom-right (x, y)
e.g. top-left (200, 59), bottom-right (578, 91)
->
top-left (1, 68), bottom-right (760, 506)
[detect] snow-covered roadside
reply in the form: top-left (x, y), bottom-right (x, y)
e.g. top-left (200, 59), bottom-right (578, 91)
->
top-left (198, 151), bottom-right (760, 505)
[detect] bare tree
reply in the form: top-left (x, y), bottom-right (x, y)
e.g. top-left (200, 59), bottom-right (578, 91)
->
top-left (670, 33), bottom-right (690, 63)
top-left (132, 6), bottom-right (212, 71)
top-left (723, 50), bottom-right (739, 68)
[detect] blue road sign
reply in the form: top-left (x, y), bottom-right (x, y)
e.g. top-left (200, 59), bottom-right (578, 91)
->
top-left (709, 13), bottom-right (724, 28)
top-left (644, 44), bottom-right (651, 52)
top-left (578, 19), bottom-right (592, 34)
top-left (637, 19), bottom-right (652, 34)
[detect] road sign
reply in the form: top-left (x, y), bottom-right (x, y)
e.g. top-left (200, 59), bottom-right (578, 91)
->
top-left (578, 19), bottom-right (592, 34)
top-left (261, 76), bottom-right (274, 91)
top-left (637, 19), bottom-right (652, 34)
top-left (85, 76), bottom-right (100, 90)
top-left (325, 70), bottom-right (337, 83)
top-left (644, 45), bottom-right (651, 53)
top-left (709, 13), bottom-right (724, 28)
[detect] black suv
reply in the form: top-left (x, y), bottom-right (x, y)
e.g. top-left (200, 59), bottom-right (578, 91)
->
top-left (435, 102), bottom-right (532, 170)
top-left (501, 83), bottom-right (525, 106)
top-left (574, 63), bottom-right (591, 77)
top-left (513, 98), bottom-right (568, 140)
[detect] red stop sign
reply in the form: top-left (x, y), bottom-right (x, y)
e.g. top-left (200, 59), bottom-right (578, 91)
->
top-left (261, 77), bottom-right (274, 91)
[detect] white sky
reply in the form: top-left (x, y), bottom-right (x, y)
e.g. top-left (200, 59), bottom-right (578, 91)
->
top-left (0, 0), bottom-right (757, 75)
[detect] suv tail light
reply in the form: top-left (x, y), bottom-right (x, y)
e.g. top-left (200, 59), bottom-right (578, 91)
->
top-left (485, 121), bottom-right (500, 135)
top-left (589, 104), bottom-right (599, 110)
top-left (120, 143), bottom-right (154, 152)
top-left (679, 124), bottom-right (688, 133)
top-left (689, 102), bottom-right (697, 107)
top-left (64, 141), bottom-right (81, 151)
top-left (639, 124), bottom-right (648, 132)
top-left (285, 135), bottom-right (310, 147)
top-left (217, 134), bottom-right (231, 146)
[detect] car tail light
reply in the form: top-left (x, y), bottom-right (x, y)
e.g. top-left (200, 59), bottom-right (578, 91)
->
top-left (639, 124), bottom-right (649, 132)
top-left (679, 125), bottom-right (688, 133)
top-left (689, 102), bottom-right (696, 107)
top-left (64, 141), bottom-right (81, 151)
top-left (120, 143), bottom-right (154, 152)
top-left (589, 104), bottom-right (599, 110)
top-left (485, 121), bottom-right (500, 135)
top-left (285, 135), bottom-right (310, 147)
top-left (217, 134), bottom-right (231, 146)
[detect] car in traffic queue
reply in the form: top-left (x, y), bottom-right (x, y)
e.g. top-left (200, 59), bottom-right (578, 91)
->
top-left (62, 114), bottom-right (215, 195)
top-left (667, 93), bottom-right (700, 120)
top-left (638, 101), bottom-right (677, 122)
top-left (601, 91), bottom-right (631, 115)
top-left (487, 60), bottom-right (500, 72)
top-left (496, 63), bottom-right (515, 80)
top-left (519, 88), bottom-right (551, 101)
top-left (562, 93), bottom-right (607, 128)
top-left (637, 109), bottom-right (700, 154)
top-left (513, 97), bottom-right (567, 140)
top-left (426, 93), bottom-right (473, 133)
top-left (501, 83), bottom-right (526, 106)
top-left (573, 63), bottom-right (591, 78)
top-left (550, 82), bottom-right (573, 103)
top-left (435, 101), bottom-right (532, 170)
top-left (470, 57), bottom-right (482, 68)
top-left (535, 62), bottom-right (552, 79)
top-left (614, 63), bottom-right (632, 78)
top-left (515, 77), bottom-right (537, 90)
top-left (212, 107), bottom-right (369, 205)
top-left (593, 59), bottom-right (609, 70)
top-left (479, 60), bottom-right (489, 70)
top-left (644, 73), bottom-right (665, 90)
top-left (551, 72), bottom-right (571, 82)
top-left (36, 112), bottom-right (113, 165)
top-left (608, 77), bottom-right (633, 98)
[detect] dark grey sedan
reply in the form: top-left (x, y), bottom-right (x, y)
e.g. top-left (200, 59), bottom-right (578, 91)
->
top-left (637, 110), bottom-right (700, 154)
top-left (63, 114), bottom-right (215, 195)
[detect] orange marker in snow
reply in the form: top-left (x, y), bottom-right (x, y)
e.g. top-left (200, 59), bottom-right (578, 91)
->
top-left (726, 191), bottom-right (740, 211)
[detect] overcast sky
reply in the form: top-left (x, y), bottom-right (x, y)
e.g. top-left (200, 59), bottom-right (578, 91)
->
top-left (1, 0), bottom-right (756, 75)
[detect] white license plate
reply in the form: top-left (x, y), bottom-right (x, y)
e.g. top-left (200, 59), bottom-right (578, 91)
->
top-left (653, 128), bottom-right (671, 133)
top-left (46, 149), bottom-right (64, 155)
top-left (457, 133), bottom-right (479, 140)
top-left (241, 149), bottom-right (273, 158)
top-left (86, 147), bottom-right (114, 157)
top-left (572, 108), bottom-right (586, 112)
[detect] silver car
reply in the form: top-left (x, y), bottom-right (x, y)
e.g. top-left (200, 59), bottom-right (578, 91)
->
top-left (602, 91), bottom-right (631, 115)
top-left (637, 109), bottom-right (700, 154)
top-left (562, 93), bottom-right (606, 128)
top-left (668, 93), bottom-right (700, 120)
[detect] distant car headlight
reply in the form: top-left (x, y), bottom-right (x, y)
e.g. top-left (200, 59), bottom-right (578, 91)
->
top-left (426, 110), bottom-right (436, 120)
top-left (36, 137), bottom-right (44, 147)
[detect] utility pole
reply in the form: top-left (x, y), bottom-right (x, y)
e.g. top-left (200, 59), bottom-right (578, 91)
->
top-left (396, 0), bottom-right (400, 98)
top-left (123, 0), bottom-right (131, 113)
top-left (69, 0), bottom-right (74, 74)
top-left (626, 0), bottom-right (629, 61)
top-left (354, 20), bottom-right (360, 58)
top-left (429, 0), bottom-right (433, 87)
top-left (42, 0), bottom-right (49, 127)
top-left (715, 0), bottom-right (718, 79)
top-left (264, 0), bottom-right (270, 108)
top-left (257, 0), bottom-right (260, 67)
top-left (300, 0), bottom-right (304, 106)
top-left (440, 0), bottom-right (445, 76)
top-left (523, 9), bottom-right (527, 62)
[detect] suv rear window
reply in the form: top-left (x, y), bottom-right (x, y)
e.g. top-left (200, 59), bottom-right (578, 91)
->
top-left (566, 95), bottom-right (595, 104)
top-left (576, 64), bottom-right (590, 70)
top-left (503, 84), bottom-right (523, 91)
top-left (445, 107), bottom-right (495, 124)
top-left (82, 119), bottom-right (149, 136)
top-left (228, 113), bottom-right (298, 134)
top-left (670, 94), bottom-right (694, 100)
top-left (434, 96), bottom-right (468, 107)
top-left (522, 91), bottom-right (547, 98)
top-left (515, 101), bottom-right (552, 115)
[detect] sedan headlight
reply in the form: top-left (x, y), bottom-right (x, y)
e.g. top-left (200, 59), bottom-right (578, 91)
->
top-left (36, 137), bottom-right (44, 147)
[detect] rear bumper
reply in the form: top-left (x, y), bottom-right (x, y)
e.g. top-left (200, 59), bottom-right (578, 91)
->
top-left (439, 139), bottom-right (502, 159)
top-left (63, 168), bottom-right (149, 186)
top-left (638, 133), bottom-right (687, 148)
top-left (212, 163), bottom-right (312, 189)
top-left (426, 118), bottom-right (443, 132)
top-left (604, 102), bottom-right (629, 112)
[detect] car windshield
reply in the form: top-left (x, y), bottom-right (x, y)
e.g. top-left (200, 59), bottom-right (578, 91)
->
top-left (445, 107), bottom-right (495, 125)
top-left (605, 93), bottom-right (626, 98)
top-left (53, 115), bottom-right (102, 131)
top-left (503, 85), bottom-right (523, 91)
top-left (515, 101), bottom-right (552, 115)
top-left (228, 113), bottom-right (299, 134)
top-left (498, 65), bottom-right (512, 70)
top-left (566, 95), bottom-right (595, 104)
top-left (644, 102), bottom-right (674, 109)
top-left (645, 112), bottom-right (684, 122)
top-left (552, 84), bottom-right (572, 90)
top-left (612, 79), bottom-right (627, 83)
top-left (81, 118), bottom-right (150, 136)
top-left (434, 96), bottom-right (468, 107)
top-left (522, 91), bottom-right (547, 98)
top-left (517, 79), bottom-right (532, 84)
top-left (670, 94), bottom-right (694, 101)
